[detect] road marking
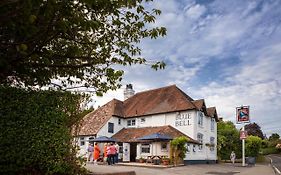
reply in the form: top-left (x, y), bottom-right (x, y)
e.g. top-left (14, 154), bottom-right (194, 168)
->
top-left (268, 156), bottom-right (281, 175)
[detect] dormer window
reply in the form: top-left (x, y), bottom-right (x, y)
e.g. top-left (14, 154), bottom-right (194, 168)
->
top-left (140, 118), bottom-right (146, 123)
top-left (127, 119), bottom-right (136, 126)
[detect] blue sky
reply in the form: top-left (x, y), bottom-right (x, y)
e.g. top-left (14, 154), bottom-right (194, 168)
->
top-left (92, 0), bottom-right (281, 137)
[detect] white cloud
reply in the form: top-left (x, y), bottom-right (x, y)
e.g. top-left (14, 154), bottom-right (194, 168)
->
top-left (185, 4), bottom-right (207, 19)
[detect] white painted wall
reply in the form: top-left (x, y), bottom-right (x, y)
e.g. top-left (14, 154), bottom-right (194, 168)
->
top-left (136, 142), bottom-right (170, 159)
top-left (97, 116), bottom-right (125, 137)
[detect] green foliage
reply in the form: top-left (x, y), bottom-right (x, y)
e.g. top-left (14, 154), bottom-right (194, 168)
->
top-left (0, 86), bottom-right (87, 174)
top-left (170, 136), bottom-right (188, 165)
top-left (0, 0), bottom-right (166, 94)
top-left (260, 147), bottom-right (280, 155)
top-left (217, 121), bottom-right (241, 160)
top-left (246, 135), bottom-right (262, 157)
top-left (269, 133), bottom-right (280, 141)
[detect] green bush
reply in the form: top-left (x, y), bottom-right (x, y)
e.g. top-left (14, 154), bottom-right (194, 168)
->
top-left (246, 135), bottom-right (262, 157)
top-left (260, 147), bottom-right (279, 155)
top-left (0, 86), bottom-right (87, 174)
top-left (170, 136), bottom-right (188, 165)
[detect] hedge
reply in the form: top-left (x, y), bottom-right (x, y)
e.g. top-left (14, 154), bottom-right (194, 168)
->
top-left (0, 86), bottom-right (87, 174)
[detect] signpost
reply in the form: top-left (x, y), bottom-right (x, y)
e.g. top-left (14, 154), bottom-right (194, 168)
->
top-left (236, 106), bottom-right (250, 167)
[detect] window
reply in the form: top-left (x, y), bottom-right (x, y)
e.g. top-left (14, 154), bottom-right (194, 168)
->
top-left (186, 144), bottom-right (190, 153)
top-left (80, 137), bottom-right (85, 146)
top-left (161, 143), bottom-right (168, 151)
top-left (210, 137), bottom-right (215, 151)
top-left (193, 145), bottom-right (196, 152)
top-left (108, 122), bottom-right (114, 133)
top-left (197, 133), bottom-right (203, 150)
top-left (118, 118), bottom-right (121, 125)
top-left (211, 118), bottom-right (215, 131)
top-left (141, 143), bottom-right (150, 153)
top-left (140, 118), bottom-right (146, 123)
top-left (127, 119), bottom-right (136, 126)
top-left (198, 111), bottom-right (204, 127)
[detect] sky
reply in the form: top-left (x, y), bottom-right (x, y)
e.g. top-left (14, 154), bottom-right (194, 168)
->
top-left (91, 0), bottom-right (281, 137)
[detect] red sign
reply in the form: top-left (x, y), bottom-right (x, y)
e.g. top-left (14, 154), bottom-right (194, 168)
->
top-left (240, 131), bottom-right (248, 140)
top-left (236, 106), bottom-right (250, 123)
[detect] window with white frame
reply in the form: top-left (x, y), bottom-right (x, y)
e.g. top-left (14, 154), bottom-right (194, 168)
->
top-left (140, 118), bottom-right (146, 123)
top-left (161, 143), bottom-right (168, 151)
top-left (108, 122), bottom-right (114, 133)
top-left (80, 137), bottom-right (85, 146)
top-left (118, 118), bottom-right (121, 125)
top-left (211, 118), bottom-right (215, 131)
top-left (197, 133), bottom-right (203, 150)
top-left (141, 143), bottom-right (150, 153)
top-left (198, 112), bottom-right (204, 127)
top-left (193, 145), bottom-right (196, 152)
top-left (127, 119), bottom-right (136, 126)
top-left (210, 137), bottom-right (215, 151)
top-left (186, 143), bottom-right (191, 153)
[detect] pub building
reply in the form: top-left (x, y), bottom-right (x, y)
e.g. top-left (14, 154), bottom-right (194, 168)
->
top-left (75, 84), bottom-right (219, 164)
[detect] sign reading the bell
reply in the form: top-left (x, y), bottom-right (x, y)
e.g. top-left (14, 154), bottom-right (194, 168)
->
top-left (240, 131), bottom-right (248, 140)
top-left (236, 106), bottom-right (250, 124)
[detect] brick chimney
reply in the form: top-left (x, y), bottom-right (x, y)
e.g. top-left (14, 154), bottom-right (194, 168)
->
top-left (124, 84), bottom-right (135, 100)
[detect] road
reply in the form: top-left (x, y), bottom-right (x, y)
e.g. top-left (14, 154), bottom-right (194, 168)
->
top-left (267, 154), bottom-right (281, 174)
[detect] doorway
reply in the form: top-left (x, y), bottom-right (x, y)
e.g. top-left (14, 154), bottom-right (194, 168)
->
top-left (130, 142), bottom-right (137, 162)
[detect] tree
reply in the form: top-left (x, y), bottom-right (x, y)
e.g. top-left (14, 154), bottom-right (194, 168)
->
top-left (269, 133), bottom-right (280, 141)
top-left (217, 120), bottom-right (241, 160)
top-left (0, 0), bottom-right (166, 94)
top-left (245, 122), bottom-right (264, 139)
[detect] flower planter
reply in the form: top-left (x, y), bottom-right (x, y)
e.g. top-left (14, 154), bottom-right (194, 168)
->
top-left (162, 159), bottom-right (169, 165)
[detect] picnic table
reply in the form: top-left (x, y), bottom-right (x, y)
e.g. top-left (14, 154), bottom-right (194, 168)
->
top-left (146, 155), bottom-right (165, 164)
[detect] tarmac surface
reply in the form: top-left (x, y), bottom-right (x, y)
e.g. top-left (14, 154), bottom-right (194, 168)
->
top-left (267, 154), bottom-right (281, 174)
top-left (86, 162), bottom-right (275, 175)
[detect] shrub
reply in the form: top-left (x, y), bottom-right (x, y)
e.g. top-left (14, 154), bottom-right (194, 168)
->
top-left (170, 136), bottom-right (188, 165)
top-left (245, 135), bottom-right (262, 157)
top-left (0, 86), bottom-right (87, 174)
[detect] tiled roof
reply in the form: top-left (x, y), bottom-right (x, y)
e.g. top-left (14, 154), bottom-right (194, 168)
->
top-left (123, 85), bottom-right (197, 117)
top-left (192, 99), bottom-right (208, 116)
top-left (207, 107), bottom-right (219, 122)
top-left (112, 125), bottom-right (199, 144)
top-left (77, 85), bottom-right (218, 136)
top-left (76, 99), bottom-right (123, 136)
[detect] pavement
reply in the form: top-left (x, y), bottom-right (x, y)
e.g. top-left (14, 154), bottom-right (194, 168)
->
top-left (85, 162), bottom-right (275, 175)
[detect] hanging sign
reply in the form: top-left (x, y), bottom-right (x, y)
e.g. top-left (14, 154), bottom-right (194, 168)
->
top-left (236, 106), bottom-right (250, 124)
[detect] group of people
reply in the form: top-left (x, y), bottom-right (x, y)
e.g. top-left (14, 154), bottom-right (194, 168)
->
top-left (87, 142), bottom-right (119, 165)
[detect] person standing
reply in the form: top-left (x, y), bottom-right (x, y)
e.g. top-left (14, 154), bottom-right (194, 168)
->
top-left (103, 143), bottom-right (108, 164)
top-left (230, 151), bottom-right (236, 165)
top-left (114, 143), bottom-right (119, 163)
top-left (93, 143), bottom-right (100, 165)
top-left (87, 144), bottom-right (94, 163)
top-left (108, 142), bottom-right (117, 165)
top-left (106, 143), bottom-right (112, 165)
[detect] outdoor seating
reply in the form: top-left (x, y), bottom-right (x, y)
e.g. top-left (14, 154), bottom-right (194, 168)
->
top-left (146, 155), bottom-right (165, 164)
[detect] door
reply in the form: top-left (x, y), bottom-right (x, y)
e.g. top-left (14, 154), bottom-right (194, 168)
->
top-left (123, 143), bottom-right (130, 162)
top-left (130, 142), bottom-right (137, 162)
